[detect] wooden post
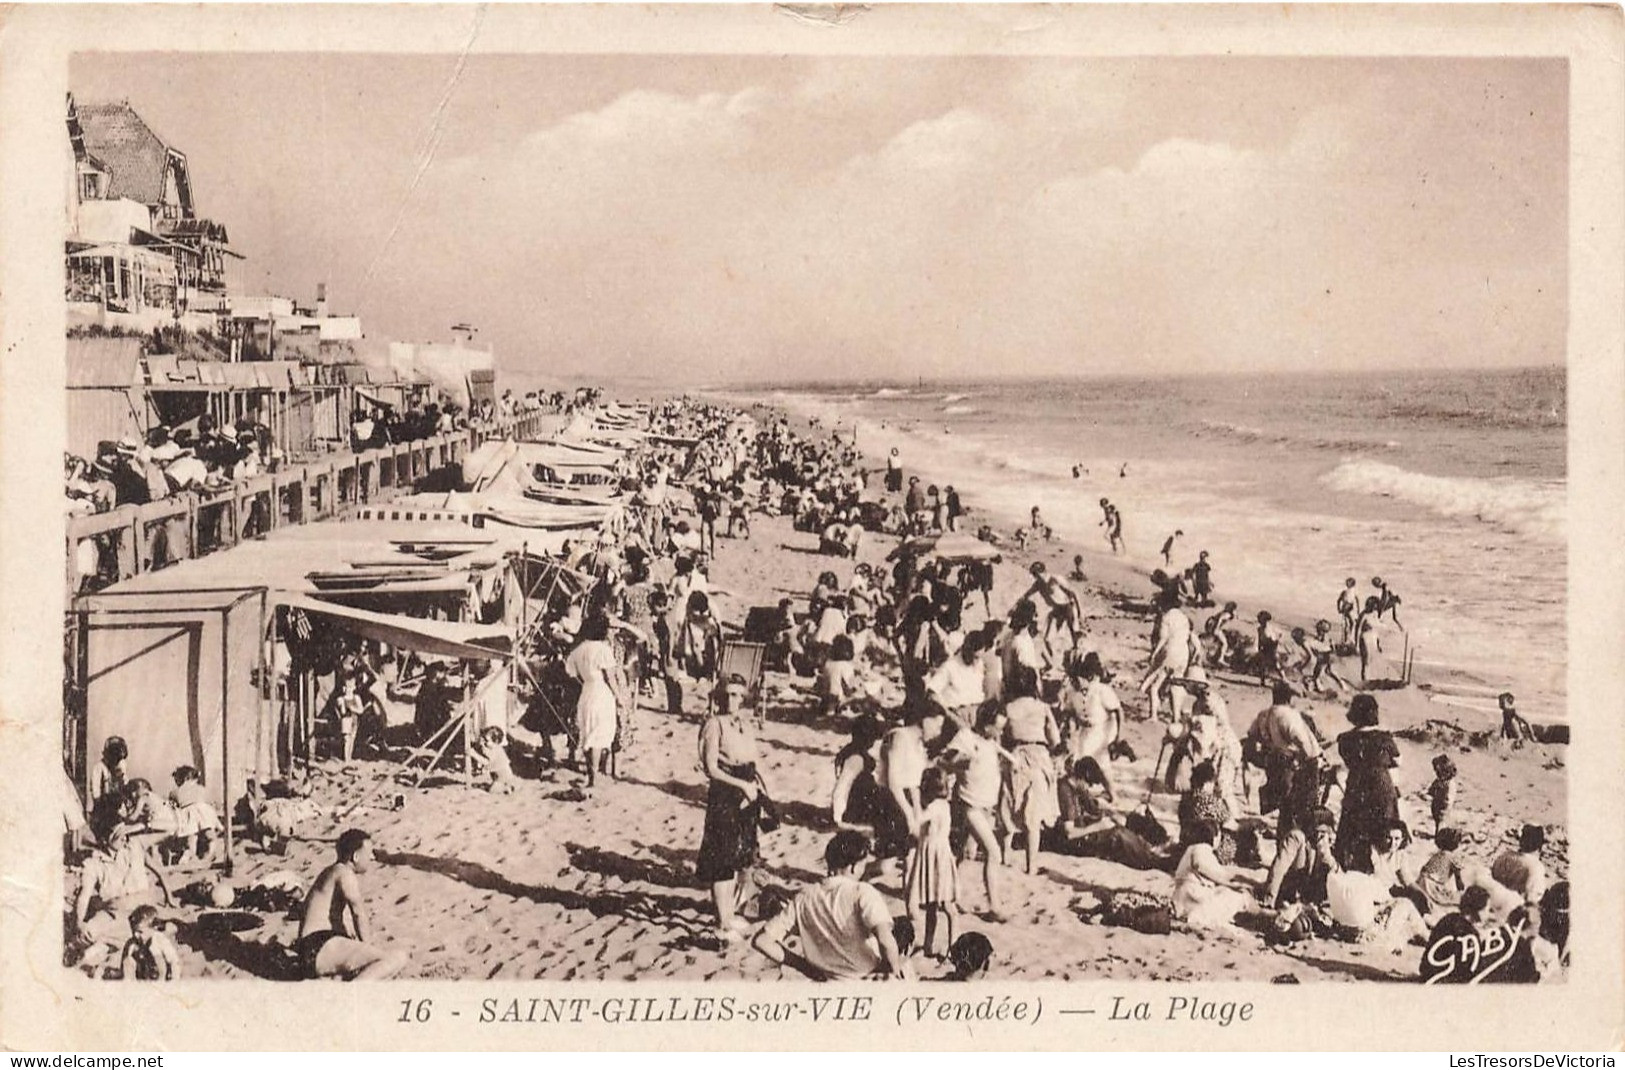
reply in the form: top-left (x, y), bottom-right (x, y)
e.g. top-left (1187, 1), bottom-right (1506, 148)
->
top-left (129, 514), bottom-right (143, 576)
top-left (220, 603), bottom-right (234, 870)
top-left (462, 671), bottom-right (473, 786)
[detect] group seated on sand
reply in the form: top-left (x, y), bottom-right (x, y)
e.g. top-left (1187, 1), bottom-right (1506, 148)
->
top-left (62, 396), bottom-right (1567, 983)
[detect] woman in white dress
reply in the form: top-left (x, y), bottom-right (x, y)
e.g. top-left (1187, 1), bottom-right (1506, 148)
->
top-left (1173, 823), bottom-right (1265, 930)
top-left (566, 614), bottom-right (624, 792)
top-left (1060, 652), bottom-right (1123, 802)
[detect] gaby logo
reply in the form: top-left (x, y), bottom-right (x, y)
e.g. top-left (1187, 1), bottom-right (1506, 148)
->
top-left (1422, 924), bottom-right (1521, 984)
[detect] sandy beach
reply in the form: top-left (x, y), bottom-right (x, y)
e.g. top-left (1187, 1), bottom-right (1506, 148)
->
top-left (95, 413), bottom-right (1566, 984)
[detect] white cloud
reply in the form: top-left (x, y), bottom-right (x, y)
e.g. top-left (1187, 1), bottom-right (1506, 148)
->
top-left (363, 67), bottom-right (1562, 382)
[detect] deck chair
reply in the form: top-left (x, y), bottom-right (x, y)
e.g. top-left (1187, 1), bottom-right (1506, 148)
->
top-left (742, 605), bottom-right (789, 672)
top-left (718, 639), bottom-right (768, 727)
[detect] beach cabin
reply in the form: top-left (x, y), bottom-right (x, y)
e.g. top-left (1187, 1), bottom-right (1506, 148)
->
top-left (74, 587), bottom-right (273, 861)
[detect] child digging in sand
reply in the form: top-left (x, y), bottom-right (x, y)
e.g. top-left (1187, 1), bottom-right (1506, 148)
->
top-left (905, 767), bottom-right (959, 959)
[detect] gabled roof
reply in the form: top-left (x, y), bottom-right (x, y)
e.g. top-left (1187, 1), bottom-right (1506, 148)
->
top-left (77, 101), bottom-right (191, 212)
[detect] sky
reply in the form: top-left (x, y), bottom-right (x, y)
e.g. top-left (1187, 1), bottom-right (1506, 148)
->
top-left (70, 53), bottom-right (1567, 385)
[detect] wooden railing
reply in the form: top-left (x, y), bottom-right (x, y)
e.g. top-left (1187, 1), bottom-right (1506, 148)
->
top-left (65, 411), bottom-right (557, 598)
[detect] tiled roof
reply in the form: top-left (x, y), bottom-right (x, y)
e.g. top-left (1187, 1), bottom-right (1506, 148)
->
top-left (77, 102), bottom-right (184, 209)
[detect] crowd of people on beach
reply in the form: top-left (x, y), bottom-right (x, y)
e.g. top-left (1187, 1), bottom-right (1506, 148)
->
top-left (63, 394), bottom-right (1567, 985)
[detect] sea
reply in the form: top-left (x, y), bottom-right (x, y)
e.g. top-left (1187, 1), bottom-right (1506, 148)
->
top-left (724, 366), bottom-right (1567, 718)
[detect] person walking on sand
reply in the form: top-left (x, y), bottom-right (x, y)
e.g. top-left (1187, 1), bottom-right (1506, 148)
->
top-left (1160, 530), bottom-right (1183, 567)
top-left (1141, 588), bottom-right (1197, 722)
top-left (1336, 578), bottom-right (1360, 648)
top-left (1021, 562), bottom-right (1083, 652)
top-left (995, 666), bottom-right (1061, 876)
top-left (297, 829), bottom-right (409, 980)
top-left (944, 485), bottom-right (963, 532)
top-left (938, 718), bottom-right (1008, 921)
top-left (565, 615), bottom-right (626, 792)
top-left (1304, 619), bottom-right (1353, 694)
top-left (885, 448), bottom-right (902, 493)
top-left (1098, 499), bottom-right (1124, 554)
top-left (1245, 682), bottom-right (1324, 841)
top-left (1371, 576), bottom-right (1405, 630)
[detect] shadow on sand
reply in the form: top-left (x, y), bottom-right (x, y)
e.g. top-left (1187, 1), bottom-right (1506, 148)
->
top-left (173, 913), bottom-right (302, 981)
top-left (377, 849), bottom-right (712, 936)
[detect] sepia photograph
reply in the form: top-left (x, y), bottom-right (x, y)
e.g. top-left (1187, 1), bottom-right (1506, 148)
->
top-left (2, 2), bottom-right (1622, 1053)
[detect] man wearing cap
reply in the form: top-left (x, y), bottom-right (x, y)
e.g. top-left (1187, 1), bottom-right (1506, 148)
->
top-left (1245, 681), bottom-right (1323, 838)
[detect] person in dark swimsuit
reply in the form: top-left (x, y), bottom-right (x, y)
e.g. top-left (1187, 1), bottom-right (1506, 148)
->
top-left (297, 829), bottom-right (408, 979)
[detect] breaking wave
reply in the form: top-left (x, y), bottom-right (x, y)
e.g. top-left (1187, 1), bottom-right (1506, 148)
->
top-left (1196, 419), bottom-right (1397, 454)
top-left (1321, 459), bottom-right (1565, 543)
top-left (942, 404), bottom-right (978, 416)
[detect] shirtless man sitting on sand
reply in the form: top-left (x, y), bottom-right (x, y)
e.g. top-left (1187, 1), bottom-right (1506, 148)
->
top-left (297, 828), bottom-right (408, 980)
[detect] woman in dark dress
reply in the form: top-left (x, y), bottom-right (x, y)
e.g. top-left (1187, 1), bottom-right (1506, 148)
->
top-left (831, 716), bottom-right (905, 853)
top-left (1334, 693), bottom-right (1401, 873)
top-left (695, 676), bottom-right (767, 942)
